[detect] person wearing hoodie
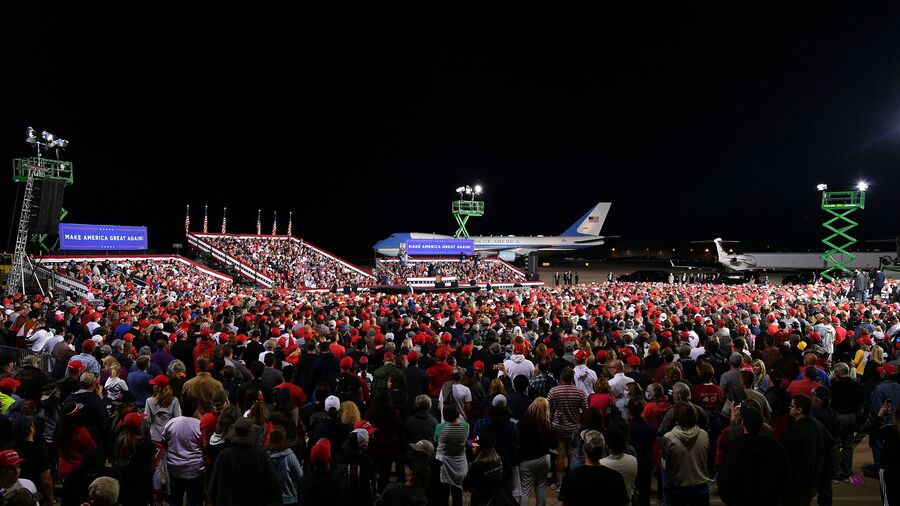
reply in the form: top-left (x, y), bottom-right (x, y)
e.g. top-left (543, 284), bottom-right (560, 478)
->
top-left (500, 344), bottom-right (534, 381)
top-left (572, 350), bottom-right (598, 398)
top-left (404, 395), bottom-right (438, 445)
top-left (267, 425), bottom-right (303, 506)
top-left (661, 401), bottom-right (710, 506)
top-left (373, 351), bottom-right (399, 397)
top-left (332, 428), bottom-right (379, 506)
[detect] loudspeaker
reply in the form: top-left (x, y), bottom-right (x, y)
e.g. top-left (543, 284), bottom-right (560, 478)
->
top-left (32, 180), bottom-right (65, 235)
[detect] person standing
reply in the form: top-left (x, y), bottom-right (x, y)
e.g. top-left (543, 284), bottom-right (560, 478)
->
top-left (783, 395), bottom-right (826, 506)
top-left (716, 406), bottom-right (790, 505)
top-left (548, 367), bottom-right (587, 491)
top-left (830, 362), bottom-right (864, 481)
top-left (435, 404), bottom-right (469, 506)
top-left (208, 417), bottom-right (282, 505)
top-left (516, 397), bottom-right (554, 506)
top-left (163, 398), bottom-right (204, 506)
top-left (660, 401), bottom-right (710, 506)
top-left (558, 430), bottom-right (629, 506)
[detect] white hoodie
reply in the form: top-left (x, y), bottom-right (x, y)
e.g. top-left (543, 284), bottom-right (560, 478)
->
top-left (502, 354), bottom-right (535, 380)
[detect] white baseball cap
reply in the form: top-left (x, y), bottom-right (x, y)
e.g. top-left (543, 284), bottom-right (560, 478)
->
top-left (325, 395), bottom-right (340, 412)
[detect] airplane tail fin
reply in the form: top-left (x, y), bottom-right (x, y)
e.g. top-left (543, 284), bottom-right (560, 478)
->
top-left (713, 238), bottom-right (728, 263)
top-left (561, 202), bottom-right (611, 237)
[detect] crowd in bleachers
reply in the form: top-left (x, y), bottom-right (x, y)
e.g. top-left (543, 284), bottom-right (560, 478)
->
top-left (0, 275), bottom-right (899, 505)
top-left (49, 258), bottom-right (232, 300)
top-left (373, 258), bottom-right (525, 285)
top-left (198, 236), bottom-right (373, 290)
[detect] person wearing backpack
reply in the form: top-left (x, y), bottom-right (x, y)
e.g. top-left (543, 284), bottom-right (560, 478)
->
top-left (438, 368), bottom-right (472, 423)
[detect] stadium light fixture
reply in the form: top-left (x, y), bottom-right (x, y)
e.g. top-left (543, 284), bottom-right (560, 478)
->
top-left (41, 130), bottom-right (53, 142)
top-left (474, 185), bottom-right (483, 194)
top-left (25, 127), bottom-right (36, 145)
top-left (816, 183), bottom-right (828, 191)
top-left (857, 181), bottom-right (869, 192)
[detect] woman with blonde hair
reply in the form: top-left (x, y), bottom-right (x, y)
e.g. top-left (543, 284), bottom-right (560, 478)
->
top-left (852, 335), bottom-right (872, 376)
top-left (144, 374), bottom-right (181, 442)
top-left (862, 344), bottom-right (885, 385)
top-left (751, 359), bottom-right (770, 393)
top-left (517, 397), bottom-right (555, 506)
top-left (339, 400), bottom-right (361, 426)
top-left (488, 378), bottom-right (507, 402)
top-left (101, 356), bottom-right (128, 405)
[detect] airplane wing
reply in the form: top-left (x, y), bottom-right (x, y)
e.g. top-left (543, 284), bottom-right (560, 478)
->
top-left (669, 260), bottom-right (721, 272)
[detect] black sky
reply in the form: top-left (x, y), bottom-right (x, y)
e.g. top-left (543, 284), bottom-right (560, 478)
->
top-left (4, 4), bottom-right (900, 262)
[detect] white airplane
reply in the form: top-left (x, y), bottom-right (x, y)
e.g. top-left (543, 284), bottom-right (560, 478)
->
top-left (373, 202), bottom-right (612, 261)
top-left (702, 238), bottom-right (890, 272)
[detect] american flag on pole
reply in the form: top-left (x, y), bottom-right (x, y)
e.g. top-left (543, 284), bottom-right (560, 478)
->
top-left (272, 211), bottom-right (277, 236)
top-left (185, 205), bottom-right (190, 233)
top-left (203, 205), bottom-right (208, 233)
top-left (256, 210), bottom-right (261, 235)
top-left (221, 207), bottom-right (227, 234)
top-left (287, 211), bottom-right (292, 236)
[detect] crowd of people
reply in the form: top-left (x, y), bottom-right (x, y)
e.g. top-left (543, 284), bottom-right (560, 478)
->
top-left (198, 236), bottom-right (373, 290)
top-left (49, 259), bottom-right (233, 301)
top-left (373, 259), bottom-right (525, 286)
top-left (0, 274), bottom-right (898, 505)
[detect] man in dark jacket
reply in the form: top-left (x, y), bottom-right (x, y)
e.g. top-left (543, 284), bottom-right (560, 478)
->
top-left (64, 372), bottom-right (109, 448)
top-left (299, 438), bottom-right (350, 506)
top-left (372, 351), bottom-right (398, 397)
top-left (784, 395), bottom-right (826, 506)
top-left (311, 341), bottom-right (339, 392)
top-left (404, 351), bottom-right (429, 412)
top-left (208, 417), bottom-right (282, 505)
top-left (717, 406), bottom-right (790, 505)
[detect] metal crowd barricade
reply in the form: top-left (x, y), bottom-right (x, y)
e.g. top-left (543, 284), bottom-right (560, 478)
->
top-left (0, 345), bottom-right (51, 373)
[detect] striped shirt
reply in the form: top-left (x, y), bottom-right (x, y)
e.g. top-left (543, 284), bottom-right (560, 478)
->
top-left (548, 384), bottom-right (587, 438)
top-left (435, 421), bottom-right (470, 456)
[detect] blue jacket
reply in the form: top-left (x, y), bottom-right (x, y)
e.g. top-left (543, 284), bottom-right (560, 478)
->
top-left (269, 449), bottom-right (303, 504)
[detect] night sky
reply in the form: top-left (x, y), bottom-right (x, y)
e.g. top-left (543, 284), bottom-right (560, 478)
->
top-left (5, 4), bottom-right (900, 262)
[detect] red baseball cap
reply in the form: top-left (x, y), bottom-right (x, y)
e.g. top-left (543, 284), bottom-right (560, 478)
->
top-left (0, 449), bottom-right (25, 467)
top-left (123, 412), bottom-right (147, 429)
top-left (878, 364), bottom-right (897, 376)
top-left (575, 350), bottom-right (587, 364)
top-left (149, 375), bottom-right (170, 386)
top-left (310, 438), bottom-right (331, 466)
top-left (340, 357), bottom-right (354, 369)
top-left (0, 378), bottom-right (21, 391)
top-left (473, 360), bottom-right (485, 371)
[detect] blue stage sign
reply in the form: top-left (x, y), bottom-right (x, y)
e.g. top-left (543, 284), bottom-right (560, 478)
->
top-left (405, 239), bottom-right (474, 256)
top-left (59, 224), bottom-right (149, 250)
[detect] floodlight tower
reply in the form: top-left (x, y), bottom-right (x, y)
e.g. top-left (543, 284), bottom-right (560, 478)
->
top-left (818, 182), bottom-right (866, 282)
top-left (451, 184), bottom-right (484, 238)
top-left (7, 128), bottom-right (74, 296)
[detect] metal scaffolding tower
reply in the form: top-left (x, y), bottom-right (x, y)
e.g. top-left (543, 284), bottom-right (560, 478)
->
top-left (820, 189), bottom-right (865, 282)
top-left (452, 185), bottom-right (484, 239)
top-left (7, 156), bottom-right (74, 296)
